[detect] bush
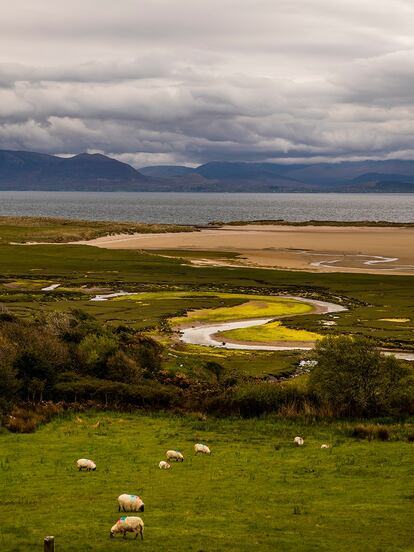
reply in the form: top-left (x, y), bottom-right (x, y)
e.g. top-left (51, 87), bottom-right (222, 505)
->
top-left (352, 424), bottom-right (390, 441)
top-left (5, 402), bottom-right (63, 433)
top-left (205, 381), bottom-right (310, 417)
top-left (309, 336), bottom-right (412, 417)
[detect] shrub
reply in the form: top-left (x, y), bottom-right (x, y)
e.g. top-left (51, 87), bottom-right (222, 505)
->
top-left (5, 402), bottom-right (63, 433)
top-left (106, 351), bottom-right (143, 384)
top-left (352, 424), bottom-right (390, 441)
top-left (309, 336), bottom-right (412, 417)
top-left (207, 381), bottom-right (311, 417)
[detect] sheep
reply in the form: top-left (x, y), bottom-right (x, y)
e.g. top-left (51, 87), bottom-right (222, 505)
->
top-left (76, 458), bottom-right (96, 471)
top-left (320, 444), bottom-right (330, 449)
top-left (117, 494), bottom-right (144, 513)
top-left (293, 436), bottom-right (304, 446)
top-left (166, 450), bottom-right (184, 462)
top-left (110, 516), bottom-right (144, 540)
top-left (194, 443), bottom-right (211, 455)
top-left (159, 461), bottom-right (171, 469)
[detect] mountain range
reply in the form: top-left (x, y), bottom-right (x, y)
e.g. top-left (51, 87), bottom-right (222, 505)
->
top-left (1, 149), bottom-right (414, 192)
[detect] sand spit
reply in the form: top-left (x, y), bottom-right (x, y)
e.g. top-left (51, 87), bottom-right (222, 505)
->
top-left (77, 224), bottom-right (414, 275)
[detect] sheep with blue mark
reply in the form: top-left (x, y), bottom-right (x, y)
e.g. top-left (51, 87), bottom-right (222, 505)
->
top-left (166, 450), bottom-right (184, 462)
top-left (194, 443), bottom-right (211, 455)
top-left (117, 494), bottom-right (144, 512)
top-left (110, 516), bottom-right (144, 539)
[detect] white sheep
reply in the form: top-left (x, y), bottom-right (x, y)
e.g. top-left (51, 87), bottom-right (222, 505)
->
top-left (117, 494), bottom-right (144, 513)
top-left (166, 450), bottom-right (184, 462)
top-left (76, 458), bottom-right (96, 471)
top-left (321, 444), bottom-right (330, 449)
top-left (293, 436), bottom-right (304, 446)
top-left (110, 516), bottom-right (144, 540)
top-left (159, 461), bottom-right (171, 469)
top-left (194, 443), bottom-right (211, 455)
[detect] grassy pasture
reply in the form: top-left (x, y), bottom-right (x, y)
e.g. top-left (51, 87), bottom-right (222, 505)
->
top-left (0, 413), bottom-right (413, 552)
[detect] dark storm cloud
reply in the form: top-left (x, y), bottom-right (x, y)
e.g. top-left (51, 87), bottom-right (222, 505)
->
top-left (1, 0), bottom-right (414, 166)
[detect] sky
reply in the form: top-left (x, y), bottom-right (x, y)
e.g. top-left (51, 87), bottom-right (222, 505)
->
top-left (1, 0), bottom-right (414, 167)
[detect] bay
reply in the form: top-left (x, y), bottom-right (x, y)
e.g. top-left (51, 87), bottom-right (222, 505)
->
top-left (0, 191), bottom-right (413, 224)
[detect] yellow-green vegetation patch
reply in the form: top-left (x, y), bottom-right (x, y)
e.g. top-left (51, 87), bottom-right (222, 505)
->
top-left (3, 278), bottom-right (51, 290)
top-left (379, 318), bottom-right (410, 323)
top-left (218, 320), bottom-right (321, 343)
top-left (166, 294), bottom-right (313, 325)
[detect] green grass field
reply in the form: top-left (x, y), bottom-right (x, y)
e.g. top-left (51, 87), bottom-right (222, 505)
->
top-left (0, 412), bottom-right (413, 552)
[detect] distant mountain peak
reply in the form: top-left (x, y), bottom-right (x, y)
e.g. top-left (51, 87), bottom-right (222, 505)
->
top-left (1, 149), bottom-right (414, 192)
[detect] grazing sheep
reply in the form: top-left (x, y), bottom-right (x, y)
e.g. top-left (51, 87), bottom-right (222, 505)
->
top-left (293, 436), bottom-right (304, 446)
top-left (159, 461), bottom-right (171, 469)
top-left (110, 516), bottom-right (144, 540)
top-left (118, 494), bottom-right (144, 513)
top-left (321, 444), bottom-right (330, 449)
top-left (166, 450), bottom-right (184, 462)
top-left (194, 443), bottom-right (211, 455)
top-left (76, 458), bottom-right (96, 471)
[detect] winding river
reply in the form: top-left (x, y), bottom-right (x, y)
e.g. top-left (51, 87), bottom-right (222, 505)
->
top-left (178, 296), bottom-right (414, 361)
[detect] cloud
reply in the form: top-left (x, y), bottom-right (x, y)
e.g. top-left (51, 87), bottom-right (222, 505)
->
top-left (0, 1), bottom-right (414, 165)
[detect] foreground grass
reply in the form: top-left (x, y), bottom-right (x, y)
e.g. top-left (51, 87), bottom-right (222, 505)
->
top-left (0, 413), bottom-right (413, 552)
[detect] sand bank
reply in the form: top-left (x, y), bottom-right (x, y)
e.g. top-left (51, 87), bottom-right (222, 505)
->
top-left (77, 224), bottom-right (414, 274)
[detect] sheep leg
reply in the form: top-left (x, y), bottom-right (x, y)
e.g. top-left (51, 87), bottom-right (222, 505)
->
top-left (118, 505), bottom-right (121, 512)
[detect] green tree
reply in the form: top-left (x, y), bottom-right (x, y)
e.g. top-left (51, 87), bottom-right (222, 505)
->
top-left (0, 335), bottom-right (20, 414)
top-left (309, 336), bottom-right (410, 416)
top-left (77, 334), bottom-right (118, 374)
top-left (126, 336), bottom-right (163, 377)
top-left (106, 351), bottom-right (143, 384)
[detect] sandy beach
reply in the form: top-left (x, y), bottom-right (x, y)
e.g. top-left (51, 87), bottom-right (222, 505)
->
top-left (77, 224), bottom-right (414, 275)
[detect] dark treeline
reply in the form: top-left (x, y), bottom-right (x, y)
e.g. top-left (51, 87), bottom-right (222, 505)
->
top-left (0, 308), bottom-right (168, 413)
top-left (0, 308), bottom-right (413, 431)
